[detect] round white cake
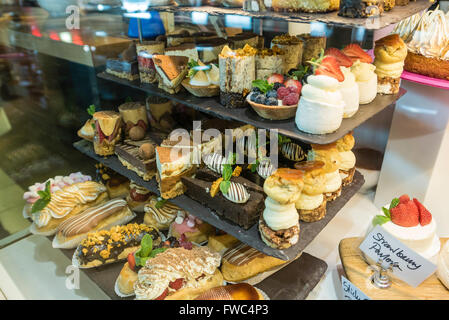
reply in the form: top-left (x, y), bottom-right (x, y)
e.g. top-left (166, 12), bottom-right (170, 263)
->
top-left (437, 240), bottom-right (449, 289)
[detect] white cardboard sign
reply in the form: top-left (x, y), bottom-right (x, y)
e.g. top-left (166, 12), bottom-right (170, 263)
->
top-left (341, 276), bottom-right (370, 300)
top-left (359, 225), bottom-right (437, 287)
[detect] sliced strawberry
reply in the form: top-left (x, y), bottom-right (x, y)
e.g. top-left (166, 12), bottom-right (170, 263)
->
top-left (284, 79), bottom-right (302, 93)
top-left (390, 202), bottom-right (419, 227)
top-left (127, 252), bottom-right (136, 272)
top-left (169, 278), bottom-right (185, 290)
top-left (413, 198), bottom-right (432, 226)
top-left (154, 288), bottom-right (168, 300)
top-left (267, 73), bottom-right (284, 84)
top-left (315, 56), bottom-right (345, 82)
top-left (325, 48), bottom-right (353, 67)
top-left (342, 44), bottom-right (373, 63)
top-left (399, 194), bottom-right (410, 205)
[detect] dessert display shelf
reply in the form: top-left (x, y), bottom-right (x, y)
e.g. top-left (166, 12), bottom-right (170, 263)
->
top-left (74, 139), bottom-right (365, 260)
top-left (56, 237), bottom-right (327, 300)
top-left (339, 237), bottom-right (449, 300)
top-left (98, 72), bottom-right (406, 144)
top-left (143, 1), bottom-right (431, 30)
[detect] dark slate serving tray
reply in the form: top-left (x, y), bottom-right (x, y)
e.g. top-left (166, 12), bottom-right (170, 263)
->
top-left (59, 242), bottom-right (327, 300)
top-left (98, 71), bottom-right (405, 144)
top-left (74, 139), bottom-right (364, 261)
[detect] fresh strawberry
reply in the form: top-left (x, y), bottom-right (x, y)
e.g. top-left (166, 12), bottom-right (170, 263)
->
top-left (342, 44), bottom-right (373, 63)
top-left (154, 288), bottom-right (168, 300)
top-left (267, 73), bottom-right (284, 84)
top-left (169, 278), bottom-right (185, 290)
top-left (127, 252), bottom-right (136, 272)
top-left (413, 198), bottom-right (432, 226)
top-left (284, 78), bottom-right (302, 93)
top-left (390, 202), bottom-right (419, 227)
top-left (315, 56), bottom-right (345, 82)
top-left (325, 48), bottom-right (353, 67)
top-left (399, 194), bottom-right (410, 204)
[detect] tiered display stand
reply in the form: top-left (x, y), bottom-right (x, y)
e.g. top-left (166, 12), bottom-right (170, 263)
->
top-left (70, 2), bottom-right (430, 299)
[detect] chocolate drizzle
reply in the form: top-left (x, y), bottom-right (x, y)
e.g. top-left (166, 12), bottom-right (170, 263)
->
top-left (203, 153), bottom-right (225, 174)
top-left (223, 243), bottom-right (265, 266)
top-left (222, 182), bottom-right (250, 204)
top-left (281, 142), bottom-right (305, 161)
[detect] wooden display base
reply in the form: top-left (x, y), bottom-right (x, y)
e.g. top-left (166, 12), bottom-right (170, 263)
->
top-left (339, 237), bottom-right (449, 300)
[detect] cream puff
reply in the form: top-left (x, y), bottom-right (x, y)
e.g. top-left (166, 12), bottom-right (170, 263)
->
top-left (336, 132), bottom-right (356, 186)
top-left (310, 143), bottom-right (342, 201)
top-left (294, 161), bottom-right (327, 222)
top-left (263, 168), bottom-right (304, 205)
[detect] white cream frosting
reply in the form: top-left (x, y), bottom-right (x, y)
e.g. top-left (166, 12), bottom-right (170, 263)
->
top-left (381, 212), bottom-right (440, 262)
top-left (437, 240), bottom-right (449, 290)
top-left (407, 10), bottom-right (449, 60)
top-left (373, 61), bottom-right (404, 78)
top-left (323, 170), bottom-right (342, 193)
top-left (351, 60), bottom-right (377, 104)
top-left (393, 12), bottom-right (422, 41)
top-left (295, 193), bottom-right (324, 210)
top-left (295, 75), bottom-right (345, 134)
top-left (339, 150), bottom-right (356, 171)
top-left (339, 67), bottom-right (359, 118)
top-left (156, 148), bottom-right (193, 179)
top-left (263, 196), bottom-right (299, 231)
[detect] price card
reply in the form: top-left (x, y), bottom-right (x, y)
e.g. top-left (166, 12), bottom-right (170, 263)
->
top-left (359, 225), bottom-right (437, 287)
top-left (341, 276), bottom-right (370, 300)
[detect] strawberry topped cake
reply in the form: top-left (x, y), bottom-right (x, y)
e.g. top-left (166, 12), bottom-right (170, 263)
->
top-left (373, 195), bottom-right (440, 263)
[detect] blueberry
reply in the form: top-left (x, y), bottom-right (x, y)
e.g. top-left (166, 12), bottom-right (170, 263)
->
top-left (252, 87), bottom-right (261, 94)
top-left (273, 83), bottom-right (285, 91)
top-left (266, 97), bottom-right (278, 106)
top-left (255, 94), bottom-right (266, 104)
top-left (250, 93), bottom-right (258, 102)
top-left (266, 90), bottom-right (277, 99)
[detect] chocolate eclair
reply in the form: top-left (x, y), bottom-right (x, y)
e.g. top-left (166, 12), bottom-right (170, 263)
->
top-left (73, 223), bottom-right (161, 268)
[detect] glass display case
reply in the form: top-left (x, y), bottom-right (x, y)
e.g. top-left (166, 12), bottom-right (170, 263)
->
top-left (0, 0), bottom-right (448, 301)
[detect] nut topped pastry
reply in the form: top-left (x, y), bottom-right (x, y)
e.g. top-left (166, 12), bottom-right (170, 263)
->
top-left (219, 44), bottom-right (257, 108)
top-left (74, 223), bottom-right (161, 268)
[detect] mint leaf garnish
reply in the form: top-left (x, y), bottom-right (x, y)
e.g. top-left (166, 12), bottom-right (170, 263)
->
top-left (87, 104), bottom-right (96, 116)
top-left (372, 215), bottom-right (390, 226)
top-left (382, 207), bottom-right (391, 219)
top-left (252, 79), bottom-right (273, 94)
top-left (31, 181), bottom-right (51, 213)
top-left (155, 198), bottom-right (167, 209)
top-left (220, 180), bottom-right (231, 195)
top-left (389, 198), bottom-right (399, 209)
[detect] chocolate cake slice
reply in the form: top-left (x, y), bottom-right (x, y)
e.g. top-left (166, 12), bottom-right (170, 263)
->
top-left (181, 167), bottom-right (264, 229)
top-left (106, 42), bottom-right (139, 81)
top-left (115, 136), bottom-right (157, 181)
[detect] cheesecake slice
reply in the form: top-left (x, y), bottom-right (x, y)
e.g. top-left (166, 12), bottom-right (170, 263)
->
top-left (153, 55), bottom-right (189, 93)
top-left (156, 146), bottom-right (197, 199)
top-left (165, 43), bottom-right (199, 61)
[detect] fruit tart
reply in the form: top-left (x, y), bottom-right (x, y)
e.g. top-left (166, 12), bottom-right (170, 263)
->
top-left (246, 73), bottom-right (302, 120)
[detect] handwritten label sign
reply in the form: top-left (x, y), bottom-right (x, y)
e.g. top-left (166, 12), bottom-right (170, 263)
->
top-left (341, 276), bottom-right (370, 300)
top-left (359, 225), bottom-right (437, 287)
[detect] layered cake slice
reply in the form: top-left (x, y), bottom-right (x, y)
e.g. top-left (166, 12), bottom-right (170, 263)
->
top-left (165, 43), bottom-right (199, 61)
top-left (115, 137), bottom-right (157, 181)
top-left (106, 42), bottom-right (139, 81)
top-left (156, 146), bottom-right (197, 199)
top-left (152, 54), bottom-right (189, 94)
top-left (181, 167), bottom-right (264, 230)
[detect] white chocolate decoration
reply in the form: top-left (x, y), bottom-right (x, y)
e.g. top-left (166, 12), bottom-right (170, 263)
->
top-left (222, 182), bottom-right (250, 204)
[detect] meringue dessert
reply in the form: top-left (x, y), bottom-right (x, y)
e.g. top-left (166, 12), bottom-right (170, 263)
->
top-left (374, 34), bottom-right (407, 94)
top-left (295, 75), bottom-right (345, 134)
top-left (373, 195), bottom-right (440, 264)
top-left (182, 60), bottom-right (220, 97)
top-left (339, 67), bottom-right (359, 118)
top-left (398, 9), bottom-right (449, 80)
top-left (437, 240), bottom-right (449, 290)
top-left (351, 60), bottom-right (377, 104)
